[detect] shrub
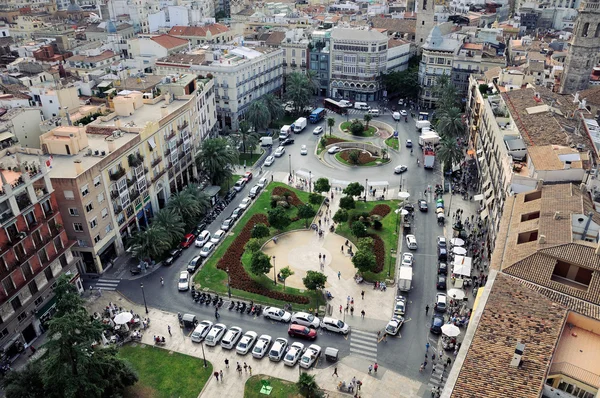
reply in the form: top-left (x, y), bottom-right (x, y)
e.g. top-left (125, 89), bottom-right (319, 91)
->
top-left (309, 193), bottom-right (323, 205)
top-left (333, 209), bottom-right (349, 223)
top-left (348, 150), bottom-right (360, 165)
top-left (369, 234), bottom-right (385, 273)
top-left (339, 196), bottom-right (356, 210)
top-left (370, 204), bottom-right (391, 218)
top-left (277, 200), bottom-right (291, 208)
top-left (272, 187), bottom-right (303, 206)
top-left (351, 221), bottom-right (368, 238)
top-left (245, 238), bottom-right (262, 253)
top-left (251, 223), bottom-right (270, 239)
top-left (373, 220), bottom-right (383, 230)
top-left (350, 120), bottom-right (365, 135)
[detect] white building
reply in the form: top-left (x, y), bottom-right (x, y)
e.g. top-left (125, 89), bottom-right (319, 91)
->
top-left (386, 39), bottom-right (412, 73)
top-left (29, 85), bottom-right (80, 121)
top-left (147, 1), bottom-right (216, 33)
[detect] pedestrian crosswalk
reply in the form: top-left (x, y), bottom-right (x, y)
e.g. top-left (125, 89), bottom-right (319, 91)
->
top-left (428, 361), bottom-right (447, 391)
top-left (349, 329), bottom-right (378, 363)
top-left (90, 278), bottom-right (121, 291)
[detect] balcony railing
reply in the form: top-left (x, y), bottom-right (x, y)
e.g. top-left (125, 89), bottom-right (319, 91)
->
top-left (178, 121), bottom-right (189, 131)
top-left (152, 169), bottom-right (167, 183)
top-left (151, 156), bottom-right (162, 167)
top-left (113, 205), bottom-right (123, 215)
top-left (549, 362), bottom-right (600, 388)
top-left (127, 153), bottom-right (144, 168)
top-left (166, 131), bottom-right (176, 141)
top-left (110, 190), bottom-right (119, 200)
top-left (109, 166), bottom-right (126, 181)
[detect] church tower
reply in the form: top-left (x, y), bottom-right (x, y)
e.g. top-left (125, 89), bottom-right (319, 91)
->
top-left (560, 0), bottom-right (600, 94)
top-left (415, 0), bottom-right (435, 51)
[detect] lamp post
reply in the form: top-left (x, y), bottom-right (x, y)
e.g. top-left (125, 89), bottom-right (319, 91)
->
top-left (388, 249), bottom-right (395, 277)
top-left (272, 256), bottom-right (277, 285)
top-left (200, 342), bottom-right (207, 367)
top-left (288, 154), bottom-right (292, 177)
top-left (365, 178), bottom-right (368, 202)
top-left (309, 171), bottom-right (312, 193)
top-left (226, 267), bottom-right (231, 298)
top-left (140, 283), bottom-right (148, 314)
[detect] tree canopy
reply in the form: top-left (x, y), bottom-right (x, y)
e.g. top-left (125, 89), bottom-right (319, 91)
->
top-left (313, 178), bottom-right (331, 194)
top-left (343, 182), bottom-right (364, 197)
top-left (196, 138), bottom-right (238, 186)
top-left (251, 223), bottom-right (270, 239)
top-left (249, 251), bottom-right (273, 275)
top-left (267, 207), bottom-right (292, 231)
top-left (297, 204), bottom-right (317, 228)
top-left (302, 270), bottom-right (327, 292)
top-left (382, 63), bottom-right (419, 100)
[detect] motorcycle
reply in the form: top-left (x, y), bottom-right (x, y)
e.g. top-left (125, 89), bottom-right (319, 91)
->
top-left (235, 301), bottom-right (241, 311)
top-left (246, 301), bottom-right (253, 314)
top-left (217, 298), bottom-right (224, 308)
top-left (212, 295), bottom-right (219, 306)
top-left (205, 294), bottom-right (212, 306)
top-left (239, 302), bottom-right (247, 313)
top-left (228, 300), bottom-right (235, 310)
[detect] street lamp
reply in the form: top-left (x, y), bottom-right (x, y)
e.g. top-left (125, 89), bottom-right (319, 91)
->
top-left (272, 256), bottom-right (277, 285)
top-left (140, 283), bottom-right (148, 314)
top-left (200, 341), bottom-right (208, 367)
top-left (388, 249), bottom-right (395, 277)
top-left (289, 154), bottom-right (292, 177)
top-left (365, 178), bottom-right (368, 202)
top-left (226, 267), bottom-right (231, 298)
top-left (309, 171), bottom-right (312, 193)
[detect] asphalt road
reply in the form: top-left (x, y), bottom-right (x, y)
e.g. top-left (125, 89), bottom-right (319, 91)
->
top-left (116, 104), bottom-right (447, 390)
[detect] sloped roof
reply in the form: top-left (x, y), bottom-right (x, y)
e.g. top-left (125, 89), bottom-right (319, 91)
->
top-left (579, 85), bottom-right (600, 106)
top-left (168, 24), bottom-right (230, 38)
top-left (370, 17), bottom-right (416, 34)
top-left (265, 31), bottom-right (285, 46)
top-left (150, 34), bottom-right (188, 49)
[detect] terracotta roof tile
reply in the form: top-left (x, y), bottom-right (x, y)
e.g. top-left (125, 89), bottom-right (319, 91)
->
top-left (265, 31), bottom-right (285, 46)
top-left (370, 17), bottom-right (416, 34)
top-left (150, 34), bottom-right (188, 50)
top-left (579, 86), bottom-right (600, 107)
top-left (168, 24), bottom-right (230, 38)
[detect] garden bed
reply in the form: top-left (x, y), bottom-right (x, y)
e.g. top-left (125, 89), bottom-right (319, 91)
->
top-left (244, 376), bottom-right (301, 398)
top-left (340, 121), bottom-right (376, 137)
top-left (385, 136), bottom-right (399, 150)
top-left (338, 149), bottom-right (379, 166)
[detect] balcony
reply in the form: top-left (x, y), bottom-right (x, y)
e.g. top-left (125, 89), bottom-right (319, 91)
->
top-left (16, 193), bottom-right (32, 212)
top-left (164, 148), bottom-right (171, 157)
top-left (127, 153), bottom-right (144, 168)
top-left (165, 131), bottom-right (176, 141)
top-left (113, 205), bottom-right (123, 215)
top-left (152, 169), bottom-right (167, 183)
top-left (151, 156), bottom-right (162, 167)
top-left (130, 189), bottom-right (140, 201)
top-left (110, 190), bottom-right (119, 200)
top-left (126, 179), bottom-right (135, 188)
top-left (178, 121), bottom-right (189, 131)
top-left (109, 165), bottom-right (126, 181)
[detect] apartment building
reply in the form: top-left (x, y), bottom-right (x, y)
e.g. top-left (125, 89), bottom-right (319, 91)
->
top-left (27, 75), bottom-right (216, 274)
top-left (309, 30), bottom-right (331, 97)
top-left (281, 29), bottom-right (310, 76)
top-left (386, 38), bottom-right (412, 73)
top-left (156, 47), bottom-right (283, 131)
top-left (0, 108), bottom-right (43, 149)
top-left (0, 148), bottom-right (82, 358)
top-left (329, 28), bottom-right (388, 102)
top-left (452, 43), bottom-right (483, 99)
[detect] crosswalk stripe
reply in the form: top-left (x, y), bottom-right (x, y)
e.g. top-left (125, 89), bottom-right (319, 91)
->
top-left (350, 329), bottom-right (377, 338)
top-left (350, 342), bottom-right (378, 353)
top-left (349, 337), bottom-right (378, 347)
top-left (349, 348), bottom-right (378, 362)
top-left (89, 278), bottom-right (121, 291)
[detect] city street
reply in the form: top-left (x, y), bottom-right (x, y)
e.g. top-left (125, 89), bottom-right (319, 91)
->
top-left (86, 103), bottom-right (468, 395)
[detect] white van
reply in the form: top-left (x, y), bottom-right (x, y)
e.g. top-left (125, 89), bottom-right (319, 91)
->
top-left (338, 100), bottom-right (352, 108)
top-left (354, 102), bottom-right (370, 110)
top-left (368, 109), bottom-right (380, 117)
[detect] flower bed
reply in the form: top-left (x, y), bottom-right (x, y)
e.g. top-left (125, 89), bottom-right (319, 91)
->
top-left (323, 137), bottom-right (348, 146)
top-left (370, 204), bottom-right (391, 218)
top-left (369, 234), bottom-right (385, 273)
top-left (272, 187), bottom-right (304, 207)
top-left (216, 213), bottom-right (309, 304)
top-left (339, 150), bottom-right (378, 165)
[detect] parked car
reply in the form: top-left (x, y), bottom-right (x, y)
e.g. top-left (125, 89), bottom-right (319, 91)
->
top-left (264, 307), bottom-right (292, 322)
top-left (252, 335), bottom-right (272, 359)
top-left (437, 275), bottom-right (447, 290)
top-left (211, 230), bottom-right (226, 244)
top-left (243, 171), bottom-right (253, 182)
top-left (405, 234), bottom-right (418, 250)
top-left (195, 230), bottom-right (211, 247)
top-left (224, 189), bottom-right (237, 202)
top-left (274, 146), bottom-right (286, 157)
top-left (291, 312), bottom-right (320, 328)
top-left (394, 165), bottom-right (408, 174)
top-left (236, 331), bottom-right (258, 355)
top-left (264, 156), bottom-right (275, 166)
top-left (438, 262), bottom-right (448, 275)
top-left (191, 320), bottom-right (213, 342)
top-left (163, 248), bottom-right (182, 266)
top-left (401, 253), bottom-right (414, 267)
top-left (269, 337), bottom-right (289, 361)
top-left (200, 242), bottom-right (215, 258)
top-left (418, 199), bottom-right (428, 212)
top-left (283, 342), bottom-right (305, 366)
top-left (221, 326), bottom-right (243, 349)
top-left (328, 146), bottom-right (341, 154)
top-left (313, 126), bottom-right (323, 135)
top-left (180, 233), bottom-right (196, 249)
top-left (288, 324), bottom-right (317, 340)
top-left (394, 297), bottom-right (406, 316)
top-left (233, 179), bottom-right (246, 192)
top-left (178, 271), bottom-right (190, 291)
top-left (435, 293), bottom-right (447, 312)
top-left (299, 344), bottom-right (321, 369)
top-left (187, 256), bottom-right (203, 272)
top-left (430, 315), bottom-right (444, 334)
top-left (300, 145), bottom-right (308, 155)
top-left (231, 207), bottom-right (243, 220)
top-left (385, 317), bottom-right (404, 335)
top-left (403, 203), bottom-right (414, 212)
top-left (221, 218), bottom-right (233, 231)
top-left (437, 236), bottom-right (447, 248)
top-left (205, 324), bottom-right (227, 346)
top-left (281, 138), bottom-right (295, 146)
top-left (320, 317), bottom-right (349, 335)
top-left (249, 185), bottom-right (261, 198)
top-left (239, 197), bottom-right (252, 210)
top-left (257, 178), bottom-right (268, 189)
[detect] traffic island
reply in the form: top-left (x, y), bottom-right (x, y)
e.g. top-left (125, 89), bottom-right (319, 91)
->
top-left (334, 148), bottom-right (391, 167)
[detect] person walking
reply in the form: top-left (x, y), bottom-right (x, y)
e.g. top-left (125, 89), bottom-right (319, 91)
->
top-left (213, 371), bottom-right (219, 381)
top-left (319, 253), bottom-right (322, 262)
top-left (426, 342), bottom-right (430, 352)
top-left (446, 357), bottom-right (452, 367)
top-left (361, 290), bottom-right (365, 300)
top-left (338, 271), bottom-right (341, 280)
top-left (374, 363), bottom-right (378, 373)
top-left (168, 325), bottom-right (172, 336)
top-left (160, 277), bottom-right (164, 286)
top-left (341, 245), bottom-right (344, 253)
top-left (368, 364), bottom-right (373, 374)
top-left (339, 305), bottom-right (343, 313)
top-left (248, 365), bottom-right (252, 375)
top-left (332, 367), bottom-right (339, 377)
top-left (382, 333), bottom-right (387, 342)
top-left (225, 358), bottom-right (229, 368)
top-left (323, 254), bottom-right (326, 262)
top-left (350, 306), bottom-right (354, 316)
top-left (243, 362), bottom-right (248, 373)
top-left (219, 370), bottom-right (223, 381)
top-left (361, 310), bottom-right (365, 318)
top-left (425, 305), bottom-right (429, 315)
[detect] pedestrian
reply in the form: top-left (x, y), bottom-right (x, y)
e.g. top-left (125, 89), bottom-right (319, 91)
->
top-left (361, 290), bottom-right (365, 299)
top-left (248, 365), bottom-right (252, 375)
top-left (98, 286), bottom-right (102, 296)
top-left (323, 254), bottom-right (326, 262)
top-left (377, 330), bottom-right (381, 340)
top-left (446, 357), bottom-right (451, 366)
top-left (345, 239), bottom-right (349, 246)
top-left (357, 380), bottom-right (362, 390)
top-left (332, 367), bottom-right (338, 377)
top-left (225, 358), bottom-right (229, 368)
top-left (425, 305), bottom-right (429, 315)
top-left (160, 277), bottom-right (164, 286)
top-left (423, 360), bottom-right (428, 368)
top-left (345, 305), bottom-right (349, 313)
top-left (339, 305), bottom-right (343, 313)
top-left (319, 253), bottom-right (322, 262)
top-left (168, 325), bottom-right (172, 336)
top-left (443, 362), bottom-right (448, 372)
top-left (237, 362), bottom-right (242, 375)
top-left (220, 370), bottom-right (223, 381)
top-left (439, 349), bottom-right (443, 359)
top-left (419, 363), bottom-right (425, 372)
top-left (426, 342), bottom-right (430, 352)
top-left (243, 362), bottom-right (248, 373)
top-left (432, 353), bottom-right (436, 361)
top-left (341, 245), bottom-right (344, 253)
top-left (338, 271), bottom-right (341, 280)
top-left (383, 333), bottom-right (387, 342)
top-left (351, 298), bottom-right (354, 305)
top-left (213, 371), bottom-right (219, 381)
top-left (350, 306), bottom-right (354, 316)
top-left (361, 310), bottom-right (365, 318)
top-left (29, 345), bottom-right (36, 355)
top-left (374, 363), bottom-right (378, 373)
top-left (368, 365), bottom-right (373, 374)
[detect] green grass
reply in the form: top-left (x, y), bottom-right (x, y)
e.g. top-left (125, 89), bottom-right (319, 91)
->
top-left (244, 375), bottom-right (300, 398)
top-left (334, 152), bottom-right (389, 167)
top-left (119, 345), bottom-right (212, 398)
top-left (194, 182), bottom-right (322, 309)
top-left (385, 136), bottom-right (399, 150)
top-left (335, 200), bottom-right (400, 282)
top-left (340, 122), bottom-right (376, 137)
top-left (238, 151), bottom-right (263, 166)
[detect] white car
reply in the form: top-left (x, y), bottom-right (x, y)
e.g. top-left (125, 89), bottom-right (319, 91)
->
top-left (400, 110), bottom-right (408, 116)
top-left (177, 271), bottom-right (190, 291)
top-left (320, 317), bottom-right (349, 335)
top-left (291, 312), bottom-right (320, 329)
top-left (200, 241), bottom-right (215, 258)
top-left (313, 126), bottom-right (323, 135)
top-left (300, 145), bottom-right (308, 155)
top-left (221, 218), bottom-right (233, 231)
top-left (257, 178), bottom-right (268, 189)
top-left (211, 230), bottom-right (226, 244)
top-left (394, 165), bottom-right (408, 174)
top-left (252, 335), bottom-right (272, 359)
top-left (392, 111), bottom-right (401, 121)
top-left (191, 320), bottom-right (213, 342)
top-left (220, 326), bottom-right (243, 349)
top-left (274, 146), bottom-right (285, 157)
top-left (233, 179), bottom-right (246, 192)
top-left (401, 253), bottom-right (414, 267)
top-left (394, 298), bottom-right (406, 316)
top-left (328, 146), bottom-right (341, 154)
top-left (284, 342), bottom-right (305, 366)
top-left (195, 230), bottom-right (211, 247)
top-left (437, 236), bottom-right (447, 248)
top-left (264, 156), bottom-right (275, 166)
top-left (385, 317), bottom-right (404, 335)
top-left (435, 293), bottom-right (447, 312)
top-left (249, 185), bottom-right (261, 198)
top-left (239, 197), bottom-right (252, 210)
top-left (269, 337), bottom-right (289, 361)
top-left (299, 344), bottom-right (321, 369)
top-left (236, 331), bottom-right (258, 355)
top-left (263, 307), bottom-right (292, 322)
top-left (406, 234), bottom-right (418, 250)
top-left (204, 323), bottom-right (227, 346)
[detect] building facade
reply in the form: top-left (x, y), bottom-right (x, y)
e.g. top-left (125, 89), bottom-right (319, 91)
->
top-left (309, 30), bottom-right (331, 97)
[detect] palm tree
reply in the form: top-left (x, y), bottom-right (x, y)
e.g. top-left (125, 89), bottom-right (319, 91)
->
top-left (236, 121), bottom-right (260, 155)
top-left (152, 208), bottom-right (185, 246)
top-left (297, 373), bottom-right (319, 398)
top-left (363, 113), bottom-right (373, 130)
top-left (181, 184), bottom-right (210, 214)
top-left (196, 138), bottom-right (238, 185)
top-left (246, 100), bottom-right (271, 133)
top-left (167, 191), bottom-right (203, 224)
top-left (327, 117), bottom-right (335, 136)
top-left (285, 72), bottom-right (312, 116)
top-left (436, 135), bottom-right (464, 173)
top-left (305, 70), bottom-right (318, 95)
top-left (128, 224), bottom-right (171, 261)
top-left (436, 107), bottom-right (465, 139)
top-left (262, 93), bottom-right (284, 123)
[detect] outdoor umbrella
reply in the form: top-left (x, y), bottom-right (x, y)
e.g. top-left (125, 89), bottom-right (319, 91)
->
top-left (441, 324), bottom-right (461, 337)
top-left (447, 288), bottom-right (466, 300)
top-left (453, 247), bottom-right (467, 255)
top-left (450, 238), bottom-right (464, 246)
top-left (114, 312), bottom-right (133, 325)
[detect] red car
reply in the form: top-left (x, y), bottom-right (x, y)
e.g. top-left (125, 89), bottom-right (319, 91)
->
top-left (243, 171), bottom-right (253, 182)
top-left (288, 324), bottom-right (317, 340)
top-left (180, 233), bottom-right (196, 249)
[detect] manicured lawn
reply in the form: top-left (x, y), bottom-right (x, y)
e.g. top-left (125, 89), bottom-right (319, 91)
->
top-left (119, 344), bottom-right (212, 398)
top-left (385, 136), bottom-right (399, 150)
top-left (238, 151), bottom-right (263, 167)
top-left (317, 136), bottom-right (350, 155)
top-left (194, 182), bottom-right (322, 309)
top-left (244, 375), bottom-right (301, 398)
top-left (340, 121), bottom-right (376, 137)
top-left (335, 200), bottom-right (400, 281)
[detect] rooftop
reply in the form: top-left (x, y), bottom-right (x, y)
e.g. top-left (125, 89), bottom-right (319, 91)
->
top-left (579, 86), bottom-right (600, 106)
top-left (423, 26), bottom-right (461, 52)
top-left (330, 28), bottom-right (387, 42)
top-left (527, 145), bottom-right (585, 171)
top-left (155, 53), bottom-right (207, 67)
top-left (66, 50), bottom-right (117, 63)
top-left (150, 34), bottom-right (189, 50)
top-left (265, 31), bottom-right (286, 46)
top-left (370, 17), bottom-right (416, 34)
top-left (168, 24), bottom-right (230, 38)
top-left (551, 321), bottom-right (600, 387)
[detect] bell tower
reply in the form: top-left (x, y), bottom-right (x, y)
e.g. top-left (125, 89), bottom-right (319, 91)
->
top-left (416, 0), bottom-right (435, 50)
top-left (560, 0), bottom-right (600, 94)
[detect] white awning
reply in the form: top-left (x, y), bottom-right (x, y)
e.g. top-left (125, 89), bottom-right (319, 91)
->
top-left (0, 132), bottom-right (15, 142)
top-left (473, 194), bottom-right (485, 201)
top-left (480, 208), bottom-right (489, 219)
top-left (148, 137), bottom-right (156, 150)
top-left (367, 181), bottom-right (389, 187)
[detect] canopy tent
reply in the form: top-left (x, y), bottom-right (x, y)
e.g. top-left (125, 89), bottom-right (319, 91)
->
top-left (453, 255), bottom-right (472, 277)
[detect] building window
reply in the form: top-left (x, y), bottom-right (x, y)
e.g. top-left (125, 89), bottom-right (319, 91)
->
top-left (81, 185), bottom-right (89, 197)
top-left (98, 192), bottom-right (105, 203)
top-left (520, 211), bottom-right (540, 222)
top-left (73, 222), bottom-right (83, 232)
top-left (105, 224), bottom-right (112, 234)
top-left (64, 190), bottom-right (74, 200)
top-left (0, 329), bottom-right (7, 339)
top-left (90, 218), bottom-right (97, 229)
top-left (523, 191), bottom-right (542, 202)
top-left (552, 261), bottom-right (592, 289)
top-left (68, 208), bottom-right (78, 216)
top-left (517, 230), bottom-right (538, 244)
top-left (85, 203), bottom-right (93, 213)
top-left (94, 235), bottom-right (101, 243)
top-left (93, 176), bottom-right (101, 187)
top-left (101, 208), bottom-right (108, 218)
top-left (17, 312), bottom-right (27, 322)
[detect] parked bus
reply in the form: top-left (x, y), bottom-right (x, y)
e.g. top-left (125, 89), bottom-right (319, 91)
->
top-left (323, 98), bottom-right (348, 115)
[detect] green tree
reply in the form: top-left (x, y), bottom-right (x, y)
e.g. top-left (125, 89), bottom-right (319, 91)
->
top-left (349, 119), bottom-right (364, 135)
top-left (382, 64), bottom-right (420, 100)
top-left (251, 223), bottom-right (271, 239)
top-left (348, 150), bottom-right (360, 165)
top-left (305, 70), bottom-right (319, 94)
top-left (245, 237), bottom-right (262, 253)
top-left (236, 120), bottom-right (260, 155)
top-left (297, 372), bottom-right (320, 398)
top-left (332, 208), bottom-right (349, 223)
top-left (285, 72), bottom-right (313, 116)
top-left (309, 193), bottom-right (323, 205)
top-left (215, 10), bottom-right (227, 20)
top-left (343, 182), bottom-right (364, 197)
top-left (351, 221), bottom-right (368, 238)
top-left (167, 191), bottom-right (203, 228)
top-left (313, 177), bottom-right (331, 194)
top-left (3, 362), bottom-right (45, 398)
top-left (263, 93), bottom-right (284, 123)
top-left (246, 100), bottom-right (271, 133)
top-left (436, 107), bottom-right (465, 139)
top-left (357, 237), bottom-right (374, 252)
top-left (249, 251), bottom-right (272, 275)
top-left (267, 206), bottom-right (292, 231)
top-left (302, 270), bottom-right (327, 311)
top-left (127, 224), bottom-right (171, 261)
top-left (181, 184), bottom-right (211, 213)
top-left (327, 117), bottom-right (335, 136)
top-left (297, 204), bottom-right (317, 228)
top-left (352, 249), bottom-right (377, 273)
top-left (196, 137), bottom-right (239, 185)
top-left (152, 208), bottom-right (185, 246)
top-left (363, 113), bottom-right (373, 129)
top-left (339, 196), bottom-right (356, 210)
top-left (437, 135), bottom-right (464, 173)
top-left (279, 266), bottom-right (294, 291)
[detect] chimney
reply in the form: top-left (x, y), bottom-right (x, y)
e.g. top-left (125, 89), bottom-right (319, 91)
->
top-left (538, 234), bottom-right (546, 244)
top-left (564, 161), bottom-right (571, 169)
top-left (536, 179), bottom-right (544, 190)
top-left (161, 105), bottom-right (169, 118)
top-left (115, 118), bottom-right (121, 129)
top-left (510, 342), bottom-right (525, 367)
top-left (74, 159), bottom-right (83, 175)
top-left (554, 211), bottom-right (561, 220)
top-left (107, 138), bottom-right (116, 153)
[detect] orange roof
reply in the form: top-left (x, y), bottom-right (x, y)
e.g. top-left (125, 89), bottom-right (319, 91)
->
top-left (168, 24), bottom-right (230, 38)
top-left (150, 34), bottom-right (188, 49)
top-left (463, 43), bottom-right (483, 50)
